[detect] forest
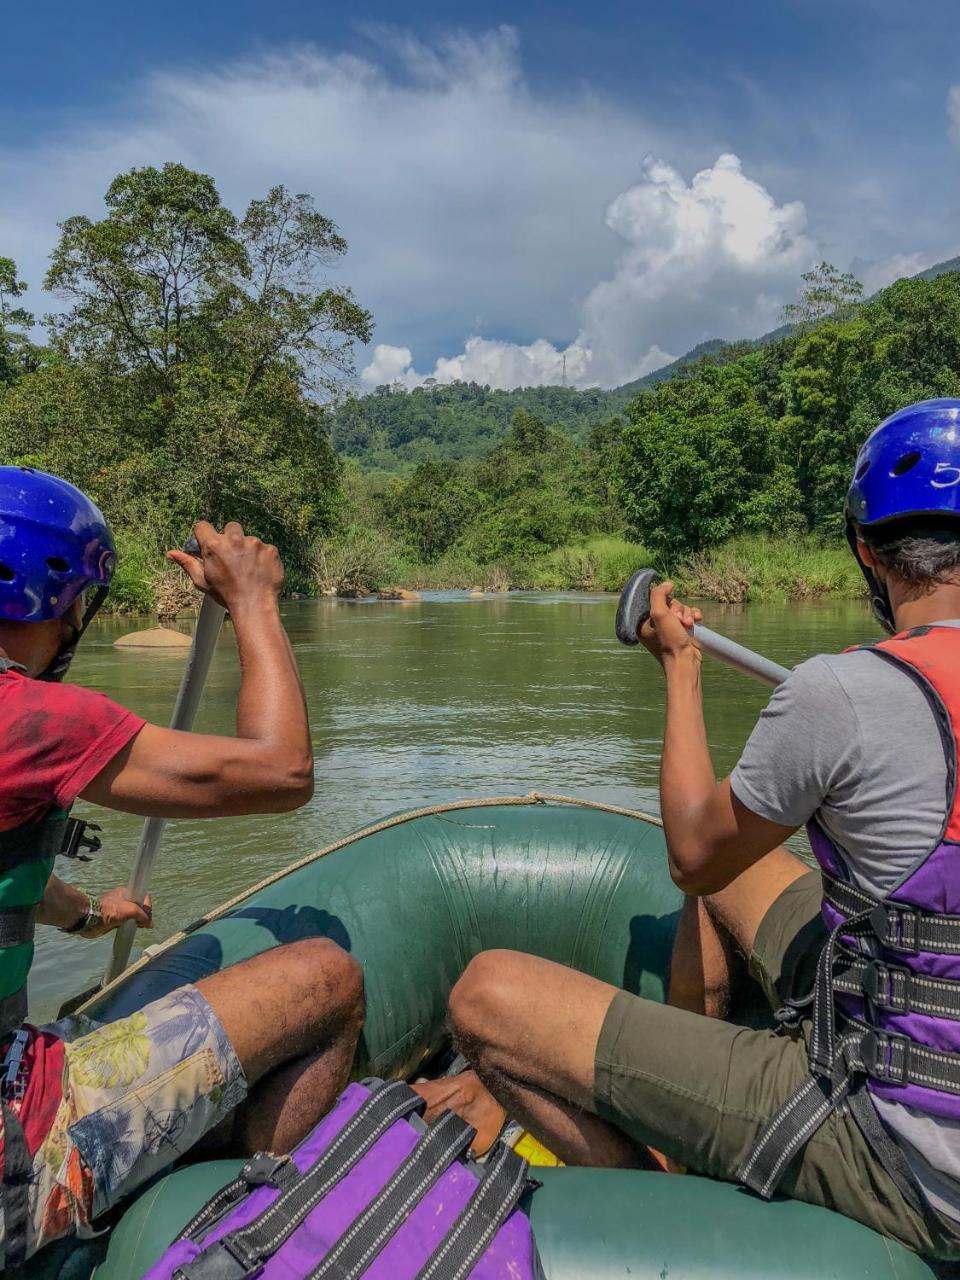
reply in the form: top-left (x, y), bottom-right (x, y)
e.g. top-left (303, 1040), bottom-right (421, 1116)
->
top-left (2, 162), bottom-right (959, 611)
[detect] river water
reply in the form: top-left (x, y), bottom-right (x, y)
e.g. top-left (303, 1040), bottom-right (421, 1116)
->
top-left (31, 592), bottom-right (877, 1021)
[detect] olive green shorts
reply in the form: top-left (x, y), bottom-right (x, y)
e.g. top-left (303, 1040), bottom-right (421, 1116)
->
top-left (593, 870), bottom-right (960, 1258)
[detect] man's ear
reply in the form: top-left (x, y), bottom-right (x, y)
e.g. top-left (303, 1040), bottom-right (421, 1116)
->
top-left (856, 538), bottom-right (878, 569)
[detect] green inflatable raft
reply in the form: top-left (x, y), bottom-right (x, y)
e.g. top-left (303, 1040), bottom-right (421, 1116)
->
top-left (46, 796), bottom-right (940, 1280)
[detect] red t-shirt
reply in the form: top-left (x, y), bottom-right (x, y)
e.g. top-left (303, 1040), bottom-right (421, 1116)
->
top-left (0, 668), bottom-right (146, 831)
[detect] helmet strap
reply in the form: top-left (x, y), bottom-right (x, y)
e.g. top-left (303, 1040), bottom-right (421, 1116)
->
top-left (846, 521), bottom-right (895, 634)
top-left (38, 586), bottom-right (110, 682)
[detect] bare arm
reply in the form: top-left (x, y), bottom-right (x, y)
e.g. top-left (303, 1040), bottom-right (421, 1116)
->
top-left (37, 873), bottom-right (152, 936)
top-left (641, 582), bottom-right (797, 895)
top-left (81, 522), bottom-right (314, 818)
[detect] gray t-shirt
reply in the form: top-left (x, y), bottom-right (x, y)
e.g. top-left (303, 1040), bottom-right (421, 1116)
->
top-left (730, 623), bottom-right (960, 1222)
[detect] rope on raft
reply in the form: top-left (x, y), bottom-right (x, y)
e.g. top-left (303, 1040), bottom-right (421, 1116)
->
top-left (85, 792), bottom-right (662, 1011)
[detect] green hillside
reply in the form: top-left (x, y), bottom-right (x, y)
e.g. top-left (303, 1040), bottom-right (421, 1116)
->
top-left (333, 254), bottom-right (960, 472)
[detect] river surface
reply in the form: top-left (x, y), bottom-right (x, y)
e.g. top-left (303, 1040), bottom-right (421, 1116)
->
top-left (31, 592), bottom-right (877, 1021)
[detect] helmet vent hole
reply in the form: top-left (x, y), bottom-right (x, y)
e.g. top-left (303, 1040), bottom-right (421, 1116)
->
top-left (45, 556), bottom-right (70, 573)
top-left (855, 459), bottom-right (871, 480)
top-left (891, 451), bottom-right (921, 477)
top-left (0, 563), bottom-right (14, 582)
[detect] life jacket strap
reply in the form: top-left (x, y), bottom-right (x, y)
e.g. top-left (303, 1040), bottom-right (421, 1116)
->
top-left (834, 946), bottom-right (960, 1019)
top-left (738, 876), bottom-right (960, 1202)
top-left (1, 1101), bottom-right (33, 1269)
top-left (824, 874), bottom-right (960, 954)
top-left (414, 1139), bottom-right (532, 1280)
top-left (0, 907), bottom-right (38, 950)
top-left (176, 1080), bottom-right (425, 1279)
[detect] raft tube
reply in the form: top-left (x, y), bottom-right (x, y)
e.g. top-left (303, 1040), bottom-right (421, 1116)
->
top-left (58, 797), bottom-right (937, 1279)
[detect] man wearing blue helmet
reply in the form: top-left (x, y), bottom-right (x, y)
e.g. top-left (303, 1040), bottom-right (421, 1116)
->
top-left (0, 468), bottom-right (364, 1268)
top-left (428, 400), bottom-right (960, 1259)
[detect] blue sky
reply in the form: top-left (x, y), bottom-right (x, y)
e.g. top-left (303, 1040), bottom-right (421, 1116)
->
top-left (4, 1), bottom-right (960, 388)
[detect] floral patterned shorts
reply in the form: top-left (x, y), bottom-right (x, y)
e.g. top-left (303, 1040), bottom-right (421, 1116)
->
top-left (2, 983), bottom-right (247, 1262)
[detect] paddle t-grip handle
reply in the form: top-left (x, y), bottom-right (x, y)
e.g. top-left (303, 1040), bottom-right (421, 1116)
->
top-left (615, 569), bottom-right (656, 646)
top-left (614, 568), bottom-right (790, 688)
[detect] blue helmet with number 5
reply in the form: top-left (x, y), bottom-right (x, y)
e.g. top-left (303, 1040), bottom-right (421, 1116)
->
top-left (846, 399), bottom-right (960, 529)
top-left (846, 400), bottom-right (960, 631)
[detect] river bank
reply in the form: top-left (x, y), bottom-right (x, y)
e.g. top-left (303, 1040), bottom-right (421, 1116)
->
top-left (105, 532), bottom-right (864, 616)
top-left (328, 533), bottom-right (864, 606)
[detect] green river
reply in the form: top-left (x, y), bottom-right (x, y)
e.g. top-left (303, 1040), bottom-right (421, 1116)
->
top-left (31, 592), bottom-right (877, 1022)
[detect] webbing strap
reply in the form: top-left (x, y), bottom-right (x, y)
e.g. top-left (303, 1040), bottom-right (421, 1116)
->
top-left (2, 1102), bottom-right (33, 1269)
top-left (0, 907), bottom-right (37, 950)
top-left (737, 1032), bottom-right (859, 1199)
top-left (825, 875), bottom-right (960, 954)
top-left (177, 1081), bottom-right (423, 1279)
top-left (415, 1140), bottom-right (530, 1280)
top-left (0, 814), bottom-right (66, 873)
top-left (175, 1156), bottom-right (299, 1245)
top-left (834, 945), bottom-right (960, 1019)
top-left (308, 1109), bottom-right (476, 1280)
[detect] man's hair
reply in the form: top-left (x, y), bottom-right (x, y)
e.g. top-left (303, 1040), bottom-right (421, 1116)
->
top-left (860, 516), bottom-right (960, 590)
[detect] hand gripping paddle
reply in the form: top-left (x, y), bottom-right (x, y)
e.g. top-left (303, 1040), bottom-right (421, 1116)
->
top-left (615, 569), bottom-right (790, 688)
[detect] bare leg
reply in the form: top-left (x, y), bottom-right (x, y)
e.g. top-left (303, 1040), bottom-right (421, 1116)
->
top-left (668, 846), bottom-right (809, 1018)
top-left (195, 937), bottom-right (365, 1154)
top-left (448, 951), bottom-right (654, 1170)
top-left (667, 896), bottom-right (735, 1017)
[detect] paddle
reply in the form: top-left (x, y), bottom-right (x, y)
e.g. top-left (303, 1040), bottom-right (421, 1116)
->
top-left (102, 537), bottom-right (227, 986)
top-left (615, 569), bottom-right (790, 688)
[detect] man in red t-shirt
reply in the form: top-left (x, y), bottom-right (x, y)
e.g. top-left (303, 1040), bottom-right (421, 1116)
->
top-left (0, 468), bottom-right (363, 1266)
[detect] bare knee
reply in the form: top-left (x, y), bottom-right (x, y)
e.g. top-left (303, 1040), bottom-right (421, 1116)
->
top-left (275, 938), bottom-right (364, 1022)
top-left (449, 950), bottom-right (526, 1061)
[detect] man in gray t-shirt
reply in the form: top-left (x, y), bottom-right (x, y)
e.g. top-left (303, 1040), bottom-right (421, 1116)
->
top-left (417, 400), bottom-right (960, 1261)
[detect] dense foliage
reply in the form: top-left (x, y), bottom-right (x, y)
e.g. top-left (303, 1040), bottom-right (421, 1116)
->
top-left (0, 164), bottom-right (371, 594)
top-left (619, 271), bottom-right (960, 559)
top-left (328, 341), bottom-right (731, 471)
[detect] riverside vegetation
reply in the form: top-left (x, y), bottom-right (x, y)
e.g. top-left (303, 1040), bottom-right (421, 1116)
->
top-left (1, 164), bottom-right (958, 611)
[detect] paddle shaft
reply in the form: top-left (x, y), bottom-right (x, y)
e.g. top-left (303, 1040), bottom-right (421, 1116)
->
top-left (615, 569), bottom-right (790, 688)
top-left (103, 590), bottom-right (226, 985)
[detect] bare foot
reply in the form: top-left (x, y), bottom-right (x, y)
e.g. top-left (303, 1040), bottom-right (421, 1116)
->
top-left (411, 1070), bottom-right (506, 1155)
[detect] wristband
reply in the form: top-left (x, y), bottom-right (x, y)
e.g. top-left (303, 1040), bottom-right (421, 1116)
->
top-left (60, 893), bottom-right (102, 936)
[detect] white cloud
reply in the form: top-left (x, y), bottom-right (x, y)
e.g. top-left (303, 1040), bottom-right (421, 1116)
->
top-left (0, 28), bottom-right (671, 382)
top-left (0, 30), bottom-right (930, 396)
top-left (363, 152), bottom-right (817, 389)
top-left (948, 85), bottom-right (960, 143)
top-left (858, 252), bottom-right (932, 295)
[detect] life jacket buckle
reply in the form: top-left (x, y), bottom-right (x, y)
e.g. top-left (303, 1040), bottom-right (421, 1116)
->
top-left (871, 902), bottom-right (921, 954)
top-left (862, 959), bottom-right (910, 1013)
top-left (60, 819), bottom-right (102, 862)
top-left (860, 1028), bottom-right (910, 1085)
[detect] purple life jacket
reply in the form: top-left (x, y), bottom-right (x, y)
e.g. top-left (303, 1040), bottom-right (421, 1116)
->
top-left (147, 1078), bottom-right (542, 1280)
top-left (740, 624), bottom-right (960, 1203)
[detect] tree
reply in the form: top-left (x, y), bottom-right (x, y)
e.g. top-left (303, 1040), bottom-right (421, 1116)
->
top-left (0, 258), bottom-right (37, 383)
top-left (783, 262), bottom-right (863, 328)
top-left (28, 164), bottom-right (373, 582)
top-left (618, 359), bottom-right (803, 560)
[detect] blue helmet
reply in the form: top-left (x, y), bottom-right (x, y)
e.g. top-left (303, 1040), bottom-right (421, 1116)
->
top-left (846, 399), bottom-right (960, 630)
top-left (0, 467), bottom-right (114, 672)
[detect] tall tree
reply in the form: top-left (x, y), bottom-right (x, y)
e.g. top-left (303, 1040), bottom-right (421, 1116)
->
top-left (15, 163), bottom-right (373, 585)
top-left (0, 258), bottom-right (37, 383)
top-left (783, 261), bottom-right (863, 328)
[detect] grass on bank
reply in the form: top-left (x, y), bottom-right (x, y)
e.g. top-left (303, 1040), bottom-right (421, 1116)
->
top-left (104, 527), bottom-right (866, 616)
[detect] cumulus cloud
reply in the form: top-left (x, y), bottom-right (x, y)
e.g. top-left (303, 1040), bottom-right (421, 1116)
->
top-left (364, 152), bottom-right (817, 389)
top-left (0, 28), bottom-right (670, 380)
top-left (0, 29), bottom-right (926, 396)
